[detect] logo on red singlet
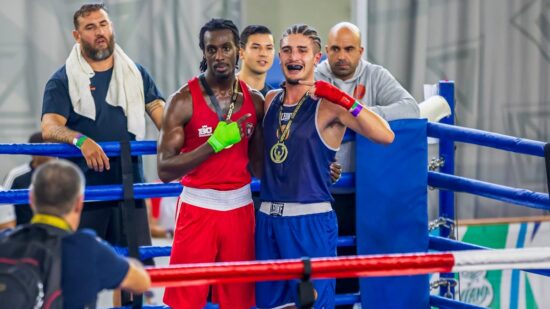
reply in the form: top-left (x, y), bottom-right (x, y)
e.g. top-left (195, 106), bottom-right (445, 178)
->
top-left (198, 125), bottom-right (212, 137)
top-left (246, 123), bottom-right (254, 137)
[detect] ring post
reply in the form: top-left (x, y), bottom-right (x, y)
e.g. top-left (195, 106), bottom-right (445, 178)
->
top-left (356, 119), bottom-right (429, 308)
top-left (437, 80), bottom-right (455, 237)
top-left (120, 140), bottom-right (143, 308)
top-left (545, 143), bottom-right (550, 205)
top-left (437, 80), bottom-right (456, 297)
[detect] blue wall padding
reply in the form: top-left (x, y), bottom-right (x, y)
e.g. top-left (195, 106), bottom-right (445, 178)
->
top-left (355, 119), bottom-right (429, 308)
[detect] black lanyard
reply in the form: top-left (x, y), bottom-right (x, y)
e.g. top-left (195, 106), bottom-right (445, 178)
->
top-left (199, 74), bottom-right (238, 121)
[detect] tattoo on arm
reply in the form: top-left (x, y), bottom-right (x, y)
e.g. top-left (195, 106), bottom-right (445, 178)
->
top-left (49, 126), bottom-right (78, 144)
top-left (42, 114), bottom-right (82, 144)
top-left (146, 99), bottom-right (165, 116)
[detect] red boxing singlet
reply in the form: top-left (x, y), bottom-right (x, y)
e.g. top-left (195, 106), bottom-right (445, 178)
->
top-left (180, 77), bottom-right (257, 190)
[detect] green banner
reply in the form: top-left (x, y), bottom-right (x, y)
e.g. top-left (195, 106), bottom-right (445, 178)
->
top-left (454, 221), bottom-right (550, 308)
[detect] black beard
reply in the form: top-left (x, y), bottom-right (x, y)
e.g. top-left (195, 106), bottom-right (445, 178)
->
top-left (81, 34), bottom-right (115, 61)
top-left (211, 67), bottom-right (234, 80)
top-left (286, 78), bottom-right (300, 85)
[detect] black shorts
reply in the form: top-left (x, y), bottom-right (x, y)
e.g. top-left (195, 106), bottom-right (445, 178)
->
top-left (79, 200), bottom-right (153, 263)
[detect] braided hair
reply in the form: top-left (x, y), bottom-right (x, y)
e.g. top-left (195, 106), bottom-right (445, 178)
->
top-left (280, 24), bottom-right (321, 54)
top-left (199, 18), bottom-right (240, 72)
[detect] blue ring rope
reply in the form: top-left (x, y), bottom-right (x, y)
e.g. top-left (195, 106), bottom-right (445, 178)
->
top-left (0, 141), bottom-right (157, 157)
top-left (0, 173), bottom-right (354, 204)
top-left (427, 122), bottom-right (545, 157)
top-left (428, 171), bottom-right (549, 211)
top-left (3, 170), bottom-right (546, 211)
top-left (0, 132), bottom-right (354, 158)
top-left (110, 237), bottom-right (349, 260)
top-left (0, 123), bottom-right (541, 158)
top-left (113, 236), bottom-right (357, 261)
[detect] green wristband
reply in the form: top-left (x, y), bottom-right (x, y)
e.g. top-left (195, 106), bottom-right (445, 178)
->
top-left (73, 134), bottom-right (88, 149)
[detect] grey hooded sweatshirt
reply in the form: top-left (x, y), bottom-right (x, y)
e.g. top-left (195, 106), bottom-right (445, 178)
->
top-left (315, 59), bottom-right (419, 185)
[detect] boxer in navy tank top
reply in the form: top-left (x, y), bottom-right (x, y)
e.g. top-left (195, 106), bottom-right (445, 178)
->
top-left (255, 24), bottom-right (395, 309)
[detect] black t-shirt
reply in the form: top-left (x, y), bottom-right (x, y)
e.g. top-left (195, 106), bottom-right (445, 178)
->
top-left (41, 64), bottom-right (164, 185)
top-left (9, 166), bottom-right (33, 224)
top-left (260, 83), bottom-right (274, 97)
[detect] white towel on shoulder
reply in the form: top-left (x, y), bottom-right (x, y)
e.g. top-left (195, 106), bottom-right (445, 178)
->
top-left (65, 43), bottom-right (146, 140)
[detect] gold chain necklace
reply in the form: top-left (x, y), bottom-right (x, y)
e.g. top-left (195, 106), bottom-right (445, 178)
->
top-left (269, 91), bottom-right (309, 164)
top-left (199, 75), bottom-right (239, 121)
top-left (225, 78), bottom-right (239, 121)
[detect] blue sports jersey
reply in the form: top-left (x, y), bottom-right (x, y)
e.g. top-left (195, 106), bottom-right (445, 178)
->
top-left (42, 64), bottom-right (162, 143)
top-left (41, 64), bottom-right (163, 186)
top-left (62, 229), bottom-right (129, 309)
top-left (261, 91), bottom-right (336, 203)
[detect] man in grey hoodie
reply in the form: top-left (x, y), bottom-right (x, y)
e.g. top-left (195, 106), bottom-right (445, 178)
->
top-left (316, 21), bottom-right (419, 177)
top-left (314, 21), bottom-right (419, 304)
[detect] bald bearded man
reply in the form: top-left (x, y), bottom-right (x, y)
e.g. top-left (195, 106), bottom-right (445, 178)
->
top-left (314, 22), bottom-right (419, 305)
top-left (316, 22), bottom-right (418, 121)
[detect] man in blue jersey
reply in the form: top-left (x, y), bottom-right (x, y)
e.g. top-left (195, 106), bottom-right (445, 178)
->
top-left (256, 24), bottom-right (395, 308)
top-left (41, 3), bottom-right (164, 250)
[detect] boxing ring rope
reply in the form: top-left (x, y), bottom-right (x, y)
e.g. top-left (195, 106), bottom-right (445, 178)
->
top-left (0, 141), bottom-right (157, 157)
top-left (1, 171), bottom-right (546, 213)
top-left (0, 174), bottom-right (352, 204)
top-left (428, 172), bottom-right (549, 211)
top-left (427, 122), bottom-right (546, 157)
top-left (1, 160), bottom-right (547, 211)
top-left (142, 248), bottom-right (550, 288)
top-left (112, 237), bottom-right (357, 261)
top-left (112, 235), bottom-right (550, 279)
top-left (108, 248), bottom-right (548, 309)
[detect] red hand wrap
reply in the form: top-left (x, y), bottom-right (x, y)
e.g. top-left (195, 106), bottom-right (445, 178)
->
top-left (314, 80), bottom-right (355, 110)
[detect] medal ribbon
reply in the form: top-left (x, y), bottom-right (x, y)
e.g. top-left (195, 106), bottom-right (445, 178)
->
top-left (276, 91), bottom-right (309, 143)
top-left (199, 74), bottom-right (239, 121)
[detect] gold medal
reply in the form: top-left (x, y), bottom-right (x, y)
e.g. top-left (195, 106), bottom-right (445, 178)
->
top-left (270, 142), bottom-right (288, 163)
top-left (269, 91), bottom-right (308, 164)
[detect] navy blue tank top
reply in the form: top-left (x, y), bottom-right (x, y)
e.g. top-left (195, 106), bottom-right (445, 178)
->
top-left (261, 91), bottom-right (336, 203)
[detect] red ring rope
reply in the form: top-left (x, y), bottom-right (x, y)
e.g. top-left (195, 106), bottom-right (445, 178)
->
top-left (147, 253), bottom-right (455, 288)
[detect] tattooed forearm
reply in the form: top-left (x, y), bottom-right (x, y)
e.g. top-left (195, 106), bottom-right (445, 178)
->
top-left (41, 114), bottom-right (84, 144)
top-left (146, 99), bottom-right (165, 116)
top-left (44, 125), bottom-right (77, 144)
